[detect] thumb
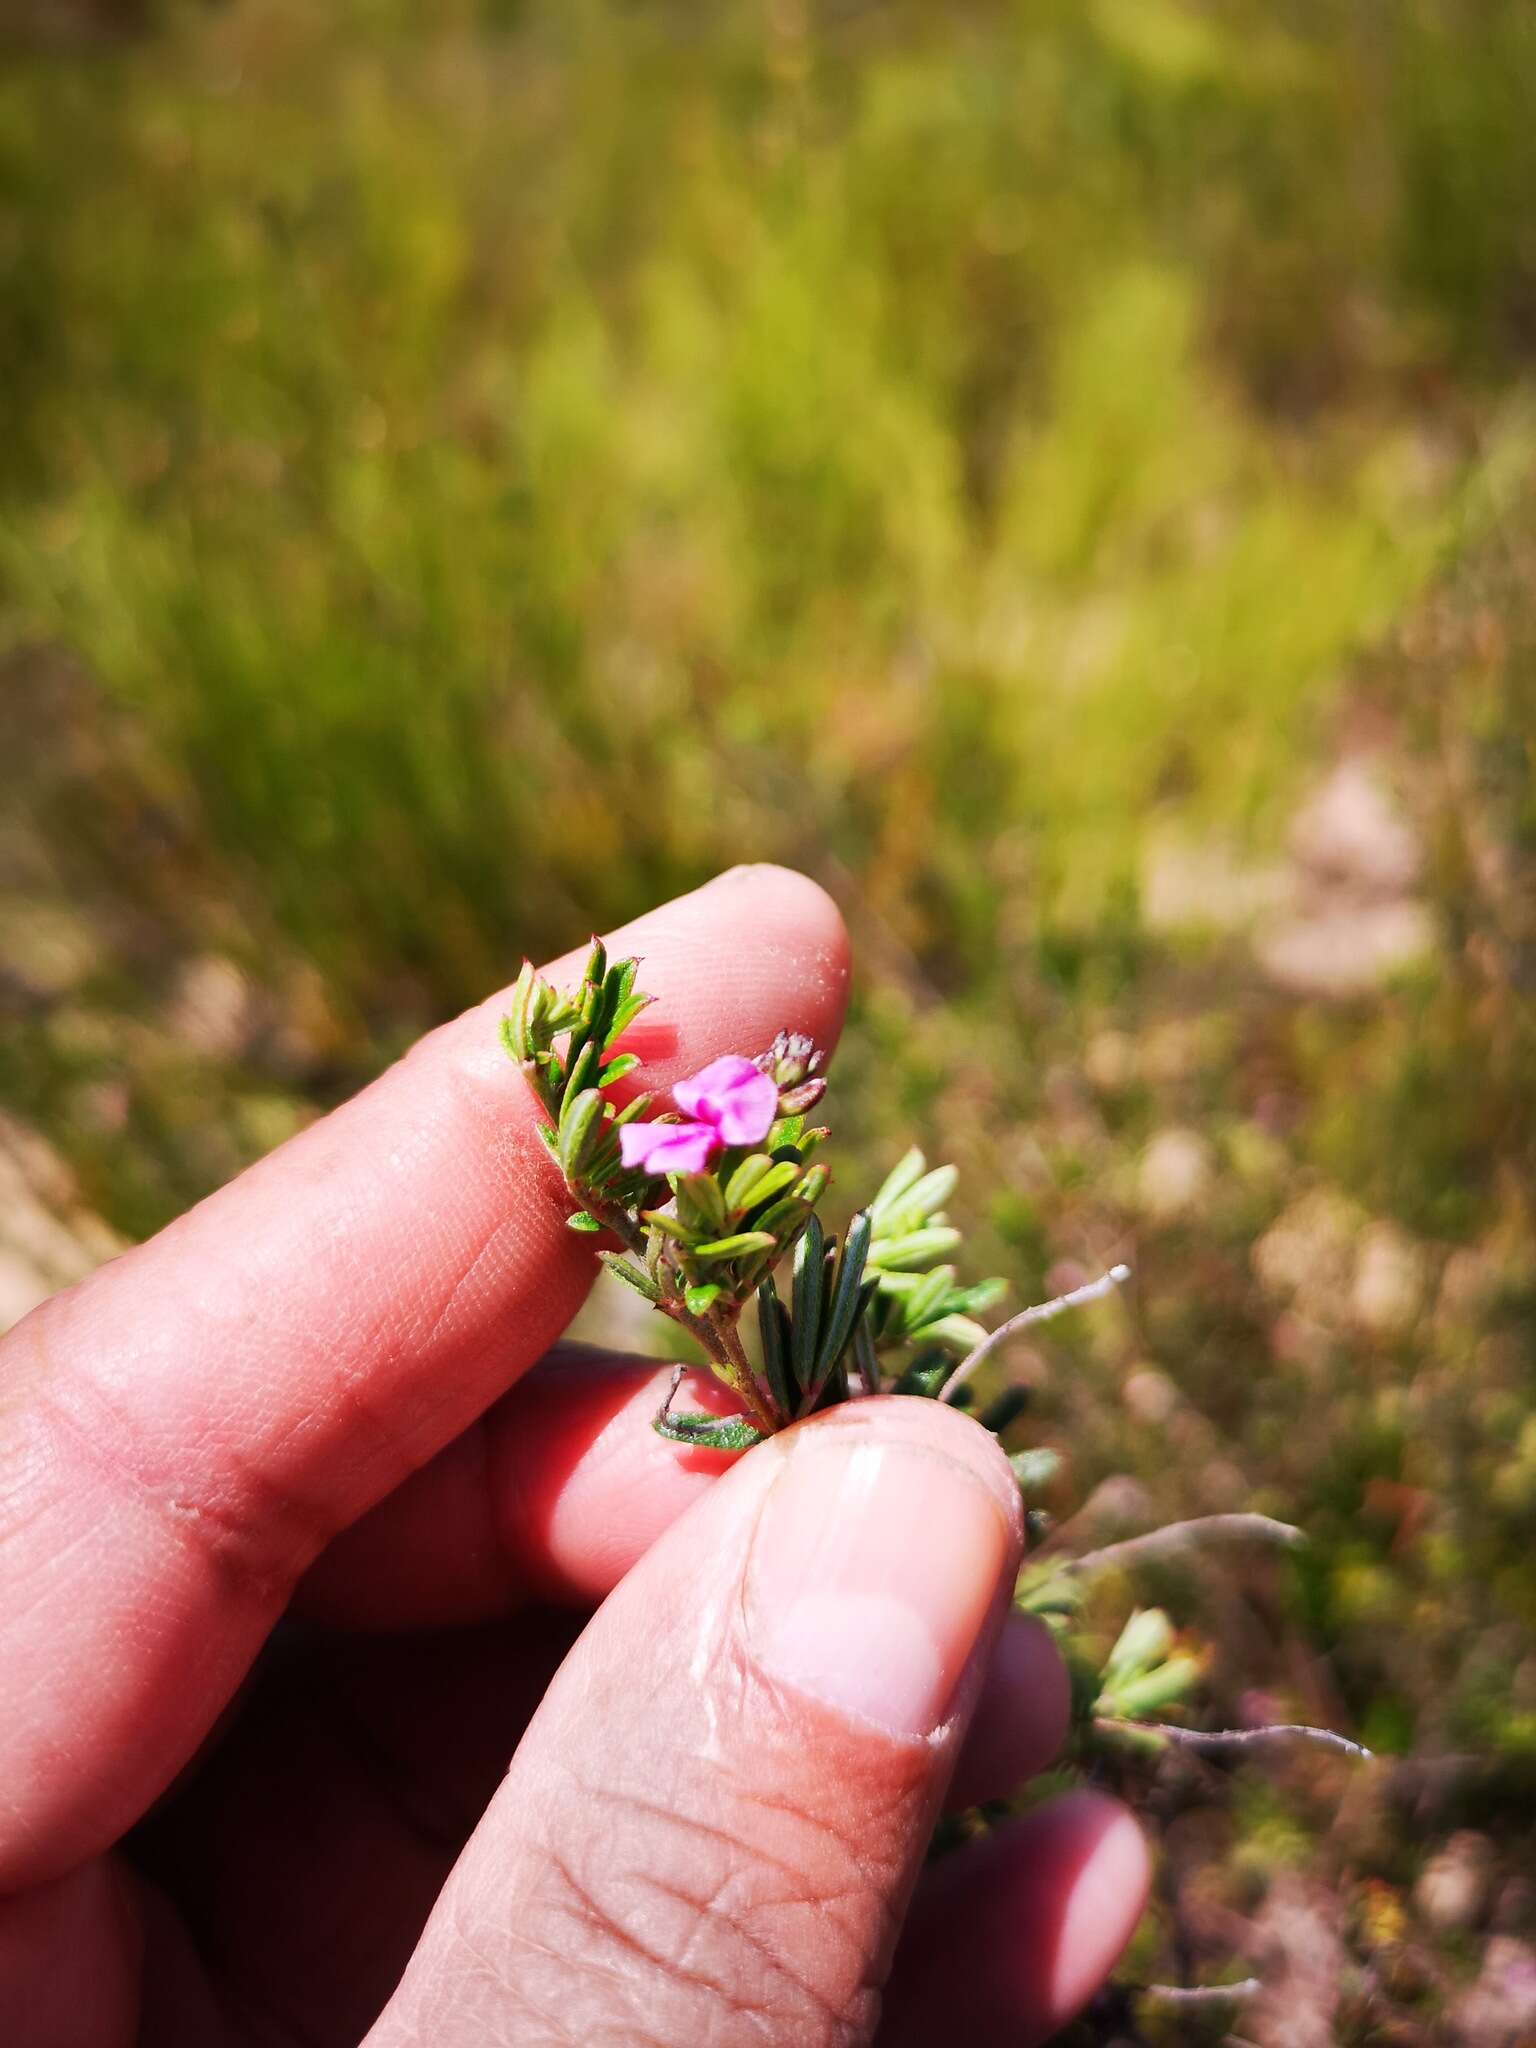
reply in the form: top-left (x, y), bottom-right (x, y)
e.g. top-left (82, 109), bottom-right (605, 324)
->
top-left (369, 1398), bottom-right (1024, 2048)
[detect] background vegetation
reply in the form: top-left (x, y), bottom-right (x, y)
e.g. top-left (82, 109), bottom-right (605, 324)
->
top-left (3, 1), bottom-right (1535, 2037)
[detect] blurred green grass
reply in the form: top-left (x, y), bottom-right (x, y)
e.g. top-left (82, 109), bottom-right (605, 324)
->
top-left (3, 0), bottom-right (1536, 2023)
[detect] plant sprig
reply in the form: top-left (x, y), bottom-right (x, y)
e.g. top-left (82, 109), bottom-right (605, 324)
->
top-left (502, 945), bottom-right (1129, 1449)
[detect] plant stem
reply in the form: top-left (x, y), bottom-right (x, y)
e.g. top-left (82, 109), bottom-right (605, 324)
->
top-left (1055, 1513), bottom-right (1305, 1577)
top-left (587, 1195), bottom-right (779, 1433)
top-left (1095, 1717), bottom-right (1372, 1761)
top-left (941, 1263), bottom-right (1131, 1404)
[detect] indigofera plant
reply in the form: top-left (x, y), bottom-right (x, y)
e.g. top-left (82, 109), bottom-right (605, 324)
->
top-left (502, 939), bottom-right (1127, 1449)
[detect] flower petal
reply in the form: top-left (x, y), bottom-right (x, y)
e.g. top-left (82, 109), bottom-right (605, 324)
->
top-left (673, 1055), bottom-right (780, 1147)
top-left (618, 1120), bottom-right (720, 1177)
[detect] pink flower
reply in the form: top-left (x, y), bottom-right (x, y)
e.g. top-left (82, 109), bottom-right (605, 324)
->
top-left (619, 1054), bottom-right (779, 1177)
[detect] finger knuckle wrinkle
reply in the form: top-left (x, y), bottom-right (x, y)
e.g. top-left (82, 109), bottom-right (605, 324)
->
top-left (538, 1782), bottom-right (882, 2045)
top-left (33, 1374), bottom-right (333, 1604)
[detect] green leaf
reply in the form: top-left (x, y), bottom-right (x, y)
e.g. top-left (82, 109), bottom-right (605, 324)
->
top-left (757, 1280), bottom-right (794, 1416)
top-left (893, 1347), bottom-right (954, 1398)
top-left (1101, 1654), bottom-right (1203, 1720)
top-left (877, 1163), bottom-right (958, 1233)
top-left (868, 1226), bottom-right (963, 1272)
top-left (923, 1312), bottom-right (990, 1353)
top-left (558, 1087), bottom-right (605, 1179)
top-left (675, 1173), bottom-right (727, 1235)
top-left (566, 1210), bottom-right (603, 1233)
top-left (723, 1153), bottom-right (774, 1211)
top-left (640, 1208), bottom-right (693, 1242)
top-left (606, 992), bottom-right (653, 1043)
top-left (736, 1160), bottom-right (801, 1217)
top-left (1009, 1445), bottom-right (1061, 1496)
top-left (750, 1184), bottom-right (822, 1240)
top-left (891, 1266), bottom-right (956, 1332)
top-left (599, 1052), bottom-right (640, 1087)
top-left (583, 937), bottom-right (608, 990)
top-left (502, 961), bottom-right (537, 1063)
top-left (598, 1252), bottom-right (663, 1302)
top-left (767, 1113), bottom-right (805, 1153)
top-left (652, 1411), bottom-right (765, 1451)
top-left (947, 1277), bottom-right (1008, 1317)
top-left (871, 1146), bottom-right (927, 1222)
top-left (692, 1230), bottom-right (778, 1260)
top-left (685, 1282), bottom-right (723, 1316)
top-left (612, 1092), bottom-right (655, 1128)
top-left (791, 1214), bottom-right (826, 1392)
top-left (564, 1036), bottom-right (600, 1102)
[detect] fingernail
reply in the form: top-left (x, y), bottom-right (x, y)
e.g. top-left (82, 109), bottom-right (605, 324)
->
top-left (747, 1436), bottom-right (1014, 1736)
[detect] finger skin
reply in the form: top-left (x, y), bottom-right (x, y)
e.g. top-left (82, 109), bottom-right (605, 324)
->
top-left (877, 1793), bottom-right (1151, 2047)
top-left (369, 1399), bottom-right (1024, 2048)
top-left (302, 1350), bottom-right (1070, 1807)
top-left (946, 1612), bottom-right (1071, 1811)
top-left (0, 866), bottom-right (849, 1889)
top-left (297, 1350), bottom-right (751, 1628)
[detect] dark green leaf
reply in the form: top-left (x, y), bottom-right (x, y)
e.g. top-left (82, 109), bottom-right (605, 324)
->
top-left (757, 1280), bottom-right (794, 1416)
top-left (791, 1214), bottom-right (826, 1392)
top-left (893, 1347), bottom-right (954, 1398)
top-left (979, 1384), bottom-right (1031, 1433)
top-left (853, 1318), bottom-right (882, 1394)
top-left (815, 1210), bottom-right (873, 1378)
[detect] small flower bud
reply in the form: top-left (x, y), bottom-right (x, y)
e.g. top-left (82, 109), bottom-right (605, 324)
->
top-left (754, 1029), bottom-right (824, 1089)
top-left (776, 1075), bottom-right (828, 1115)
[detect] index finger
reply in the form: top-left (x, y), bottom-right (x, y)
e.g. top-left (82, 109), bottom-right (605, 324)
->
top-left (0, 865), bottom-right (850, 1887)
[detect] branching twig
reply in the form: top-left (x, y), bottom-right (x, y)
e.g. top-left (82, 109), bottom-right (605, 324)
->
top-left (655, 1362), bottom-right (687, 1431)
top-left (941, 1263), bottom-right (1131, 1404)
top-left (1140, 1979), bottom-right (1262, 2008)
top-left (1108, 1719), bottom-right (1372, 1762)
top-left (1058, 1513), bottom-right (1305, 1577)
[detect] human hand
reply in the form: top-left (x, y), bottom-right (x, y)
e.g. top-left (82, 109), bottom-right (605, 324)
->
top-left (0, 866), bottom-right (1148, 2046)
